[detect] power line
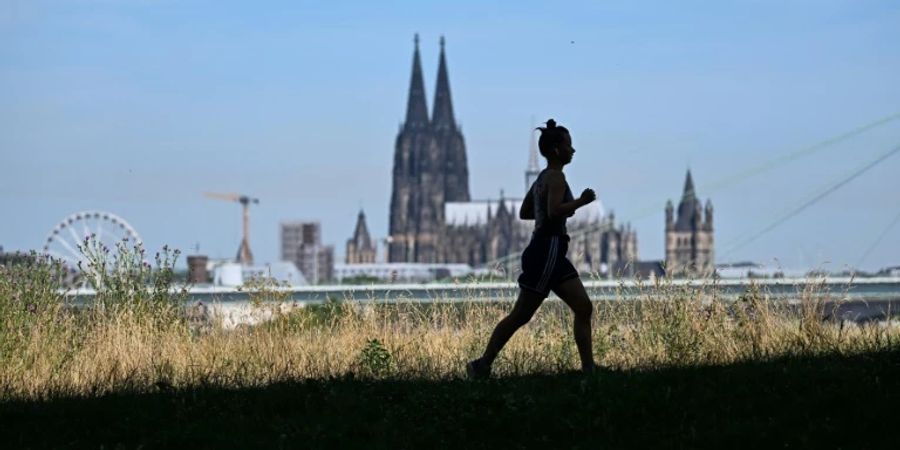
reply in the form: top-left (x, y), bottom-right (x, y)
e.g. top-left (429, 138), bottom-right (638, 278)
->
top-left (857, 207), bottom-right (900, 269)
top-left (701, 111), bottom-right (900, 193)
top-left (721, 142), bottom-right (900, 258)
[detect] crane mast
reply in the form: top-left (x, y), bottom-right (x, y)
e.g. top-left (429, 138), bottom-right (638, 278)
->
top-left (204, 192), bottom-right (260, 265)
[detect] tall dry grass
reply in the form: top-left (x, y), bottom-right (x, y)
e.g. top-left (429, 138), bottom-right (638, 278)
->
top-left (1, 244), bottom-right (898, 400)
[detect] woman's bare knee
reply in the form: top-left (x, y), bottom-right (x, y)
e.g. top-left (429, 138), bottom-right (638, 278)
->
top-left (553, 278), bottom-right (593, 319)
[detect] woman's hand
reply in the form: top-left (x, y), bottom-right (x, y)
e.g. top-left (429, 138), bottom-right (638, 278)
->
top-left (579, 188), bottom-right (596, 206)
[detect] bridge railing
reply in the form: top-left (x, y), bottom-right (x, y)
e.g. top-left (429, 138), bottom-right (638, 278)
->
top-left (61, 276), bottom-right (900, 304)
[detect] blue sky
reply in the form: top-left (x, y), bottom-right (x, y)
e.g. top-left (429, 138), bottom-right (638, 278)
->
top-left (2, 0), bottom-right (899, 271)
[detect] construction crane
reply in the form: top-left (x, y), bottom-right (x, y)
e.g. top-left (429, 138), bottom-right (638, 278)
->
top-left (204, 192), bottom-right (260, 266)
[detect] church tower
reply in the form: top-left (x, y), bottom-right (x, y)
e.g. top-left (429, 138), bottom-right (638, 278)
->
top-left (665, 170), bottom-right (714, 276)
top-left (388, 35), bottom-right (446, 263)
top-left (389, 34), bottom-right (429, 262)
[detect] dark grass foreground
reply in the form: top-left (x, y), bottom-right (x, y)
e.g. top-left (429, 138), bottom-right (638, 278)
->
top-left (2, 350), bottom-right (898, 449)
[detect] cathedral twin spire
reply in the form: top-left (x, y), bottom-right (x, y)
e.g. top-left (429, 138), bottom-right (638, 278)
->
top-left (404, 34), bottom-right (429, 129)
top-left (404, 34), bottom-right (457, 130)
top-left (432, 37), bottom-right (456, 130)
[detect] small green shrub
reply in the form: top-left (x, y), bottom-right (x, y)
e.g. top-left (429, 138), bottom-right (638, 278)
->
top-left (358, 338), bottom-right (393, 377)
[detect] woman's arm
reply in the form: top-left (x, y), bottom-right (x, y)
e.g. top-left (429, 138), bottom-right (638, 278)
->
top-left (546, 171), bottom-right (594, 219)
top-left (519, 185), bottom-right (535, 220)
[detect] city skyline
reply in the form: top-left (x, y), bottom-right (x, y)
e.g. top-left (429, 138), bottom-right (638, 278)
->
top-left (2, 1), bottom-right (900, 271)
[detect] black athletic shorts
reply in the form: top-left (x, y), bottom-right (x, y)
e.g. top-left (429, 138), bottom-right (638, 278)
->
top-left (517, 234), bottom-right (579, 297)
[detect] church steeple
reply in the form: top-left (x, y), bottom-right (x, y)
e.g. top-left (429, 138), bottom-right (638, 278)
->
top-left (674, 169), bottom-right (701, 231)
top-left (351, 209), bottom-right (373, 249)
top-left (432, 36), bottom-right (456, 130)
top-left (347, 209), bottom-right (376, 264)
top-left (527, 131), bottom-right (539, 172)
top-left (525, 123), bottom-right (541, 191)
top-left (404, 34), bottom-right (429, 129)
top-left (432, 35), bottom-right (470, 203)
top-left (682, 169), bottom-right (697, 201)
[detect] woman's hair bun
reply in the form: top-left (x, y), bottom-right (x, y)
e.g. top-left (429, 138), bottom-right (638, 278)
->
top-left (535, 118), bottom-right (569, 158)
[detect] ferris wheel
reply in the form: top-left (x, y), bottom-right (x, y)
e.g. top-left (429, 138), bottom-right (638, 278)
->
top-left (42, 211), bottom-right (143, 278)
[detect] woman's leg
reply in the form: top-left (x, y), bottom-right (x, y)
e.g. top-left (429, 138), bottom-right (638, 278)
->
top-left (479, 288), bottom-right (546, 366)
top-left (551, 277), bottom-right (595, 371)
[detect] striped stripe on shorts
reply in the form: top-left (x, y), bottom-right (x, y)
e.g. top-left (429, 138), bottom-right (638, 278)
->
top-left (517, 234), bottom-right (579, 297)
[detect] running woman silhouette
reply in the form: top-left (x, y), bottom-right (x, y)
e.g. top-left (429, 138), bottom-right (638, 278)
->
top-left (468, 119), bottom-right (597, 378)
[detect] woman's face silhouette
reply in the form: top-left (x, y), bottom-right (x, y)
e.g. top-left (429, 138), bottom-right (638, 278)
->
top-left (554, 132), bottom-right (575, 165)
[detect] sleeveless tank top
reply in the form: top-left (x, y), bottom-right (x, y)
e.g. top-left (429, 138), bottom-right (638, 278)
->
top-left (531, 169), bottom-right (574, 237)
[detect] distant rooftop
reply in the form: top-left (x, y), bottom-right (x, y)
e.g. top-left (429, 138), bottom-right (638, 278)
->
top-left (445, 199), bottom-right (519, 226)
top-left (445, 197), bottom-right (605, 226)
